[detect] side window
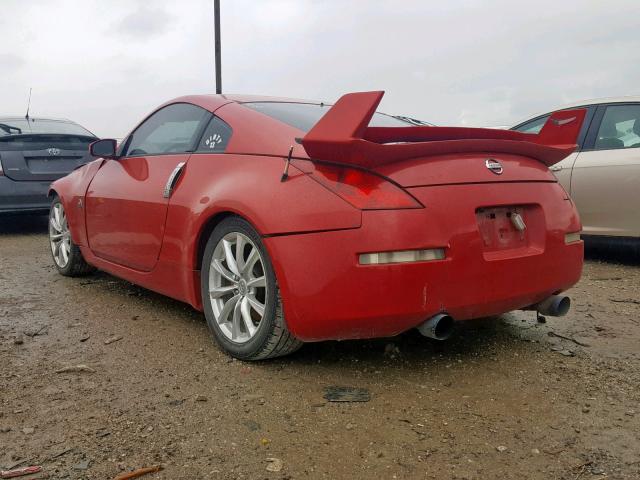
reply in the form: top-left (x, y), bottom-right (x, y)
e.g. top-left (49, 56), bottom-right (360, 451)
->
top-left (124, 103), bottom-right (209, 156)
top-left (196, 116), bottom-right (233, 152)
top-left (513, 115), bottom-right (549, 134)
top-left (594, 104), bottom-right (640, 151)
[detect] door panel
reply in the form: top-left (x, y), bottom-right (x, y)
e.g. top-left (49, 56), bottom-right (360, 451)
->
top-left (85, 155), bottom-right (188, 271)
top-left (570, 149), bottom-right (640, 237)
top-left (570, 103), bottom-right (640, 238)
top-left (549, 151), bottom-right (578, 192)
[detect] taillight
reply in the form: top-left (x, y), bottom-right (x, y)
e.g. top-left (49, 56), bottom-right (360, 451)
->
top-left (306, 164), bottom-right (422, 210)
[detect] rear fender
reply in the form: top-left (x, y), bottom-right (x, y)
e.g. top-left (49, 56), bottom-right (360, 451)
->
top-left (49, 159), bottom-right (104, 246)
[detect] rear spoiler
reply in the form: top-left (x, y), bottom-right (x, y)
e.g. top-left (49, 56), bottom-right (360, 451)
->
top-left (301, 91), bottom-right (586, 168)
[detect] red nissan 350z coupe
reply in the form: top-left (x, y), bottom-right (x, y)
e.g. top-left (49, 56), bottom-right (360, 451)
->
top-left (48, 91), bottom-right (585, 360)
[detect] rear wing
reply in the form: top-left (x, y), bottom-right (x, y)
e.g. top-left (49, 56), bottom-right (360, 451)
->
top-left (301, 91), bottom-right (586, 169)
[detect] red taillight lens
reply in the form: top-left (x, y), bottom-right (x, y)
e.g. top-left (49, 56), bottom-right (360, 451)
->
top-left (308, 164), bottom-right (422, 210)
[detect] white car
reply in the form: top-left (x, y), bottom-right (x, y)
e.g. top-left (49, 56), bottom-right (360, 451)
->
top-left (512, 97), bottom-right (640, 240)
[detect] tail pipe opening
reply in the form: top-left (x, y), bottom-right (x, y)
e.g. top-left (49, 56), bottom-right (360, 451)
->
top-left (529, 295), bottom-right (571, 317)
top-left (417, 313), bottom-right (455, 341)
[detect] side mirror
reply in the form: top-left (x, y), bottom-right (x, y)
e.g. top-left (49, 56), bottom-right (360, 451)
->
top-left (90, 139), bottom-right (118, 159)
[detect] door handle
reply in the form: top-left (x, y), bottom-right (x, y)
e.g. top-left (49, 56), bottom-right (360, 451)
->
top-left (163, 162), bottom-right (186, 198)
top-left (550, 165), bottom-right (563, 172)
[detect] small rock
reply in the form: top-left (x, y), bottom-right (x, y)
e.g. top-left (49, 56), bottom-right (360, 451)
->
top-left (582, 407), bottom-right (590, 413)
top-left (1, 426), bottom-right (12, 433)
top-left (13, 336), bottom-right (24, 345)
top-left (625, 410), bottom-right (635, 417)
top-left (266, 457), bottom-right (283, 472)
top-left (80, 335), bottom-right (90, 342)
top-left (73, 459), bottom-right (91, 471)
top-left (22, 427), bottom-right (35, 434)
top-left (531, 448), bottom-right (540, 455)
top-left (384, 343), bottom-right (400, 358)
top-left (195, 395), bottom-right (208, 402)
top-left (104, 335), bottom-right (123, 345)
top-left (496, 445), bottom-right (508, 452)
top-left (345, 423), bottom-right (355, 431)
top-left (243, 420), bottom-right (261, 432)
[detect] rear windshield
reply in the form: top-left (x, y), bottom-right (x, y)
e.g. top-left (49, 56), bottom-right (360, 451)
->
top-left (0, 135), bottom-right (94, 152)
top-left (242, 102), bottom-right (414, 132)
top-left (0, 118), bottom-right (94, 137)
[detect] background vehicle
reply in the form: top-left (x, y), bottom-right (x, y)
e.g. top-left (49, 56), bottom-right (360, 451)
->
top-left (0, 116), bottom-right (97, 214)
top-left (512, 97), bottom-right (640, 240)
top-left (49, 91), bottom-right (584, 360)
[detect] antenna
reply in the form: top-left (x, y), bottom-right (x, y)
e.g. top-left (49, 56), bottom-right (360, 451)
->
top-left (25, 88), bottom-right (33, 120)
top-left (281, 146), bottom-right (294, 182)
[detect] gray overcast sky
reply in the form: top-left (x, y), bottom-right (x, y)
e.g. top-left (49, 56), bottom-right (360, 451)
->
top-left (2, 0), bottom-right (639, 137)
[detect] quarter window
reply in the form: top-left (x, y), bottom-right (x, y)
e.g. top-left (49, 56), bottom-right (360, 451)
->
top-left (513, 115), bottom-right (549, 134)
top-left (594, 104), bottom-right (640, 150)
top-left (196, 116), bottom-right (233, 153)
top-left (124, 103), bottom-right (209, 156)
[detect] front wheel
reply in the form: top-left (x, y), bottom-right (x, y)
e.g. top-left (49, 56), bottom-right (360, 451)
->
top-left (201, 216), bottom-right (302, 360)
top-left (49, 197), bottom-right (95, 277)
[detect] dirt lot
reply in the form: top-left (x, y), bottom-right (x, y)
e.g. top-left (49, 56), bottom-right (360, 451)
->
top-left (1, 215), bottom-right (639, 480)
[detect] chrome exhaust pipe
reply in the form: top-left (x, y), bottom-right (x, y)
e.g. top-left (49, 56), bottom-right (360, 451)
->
top-left (417, 313), bottom-right (455, 340)
top-left (531, 295), bottom-right (571, 317)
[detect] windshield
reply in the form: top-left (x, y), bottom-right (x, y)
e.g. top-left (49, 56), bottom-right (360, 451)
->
top-left (242, 102), bottom-right (420, 132)
top-left (0, 118), bottom-right (94, 137)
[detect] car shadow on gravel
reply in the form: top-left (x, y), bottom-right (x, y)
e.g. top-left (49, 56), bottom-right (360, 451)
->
top-left (584, 239), bottom-right (640, 266)
top-left (0, 214), bottom-right (48, 235)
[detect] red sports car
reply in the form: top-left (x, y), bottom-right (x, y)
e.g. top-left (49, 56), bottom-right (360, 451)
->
top-left (49, 91), bottom-right (585, 360)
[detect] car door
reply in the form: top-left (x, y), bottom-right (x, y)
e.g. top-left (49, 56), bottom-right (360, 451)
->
top-left (569, 103), bottom-right (640, 238)
top-left (85, 103), bottom-right (210, 271)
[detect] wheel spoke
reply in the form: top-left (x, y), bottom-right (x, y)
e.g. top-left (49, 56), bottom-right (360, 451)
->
top-left (246, 294), bottom-right (265, 316)
top-left (223, 239), bottom-right (240, 276)
top-left (212, 259), bottom-right (236, 283)
top-left (231, 299), bottom-right (243, 340)
top-left (61, 241), bottom-right (69, 264)
top-left (240, 297), bottom-right (257, 336)
top-left (235, 233), bottom-right (246, 273)
top-left (241, 247), bottom-right (259, 275)
top-left (209, 284), bottom-right (236, 299)
top-left (50, 232), bottom-right (63, 240)
top-left (246, 276), bottom-right (265, 288)
top-left (217, 294), bottom-right (240, 325)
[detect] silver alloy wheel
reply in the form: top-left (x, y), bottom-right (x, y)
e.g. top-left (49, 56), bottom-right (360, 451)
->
top-left (208, 232), bottom-right (267, 343)
top-left (49, 202), bottom-right (71, 268)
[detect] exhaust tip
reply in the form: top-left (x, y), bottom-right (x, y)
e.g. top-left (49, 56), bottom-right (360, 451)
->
top-left (417, 313), bottom-right (455, 341)
top-left (532, 295), bottom-right (571, 317)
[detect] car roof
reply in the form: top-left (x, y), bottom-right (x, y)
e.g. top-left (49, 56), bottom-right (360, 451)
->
top-left (0, 116), bottom-right (76, 123)
top-left (557, 95), bottom-right (640, 109)
top-left (164, 94), bottom-right (324, 113)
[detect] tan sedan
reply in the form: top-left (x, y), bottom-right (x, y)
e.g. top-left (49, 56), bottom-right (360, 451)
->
top-left (513, 97), bottom-right (640, 239)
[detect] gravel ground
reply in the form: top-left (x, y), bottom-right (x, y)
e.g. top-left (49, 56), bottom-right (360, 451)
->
top-left (1, 215), bottom-right (639, 479)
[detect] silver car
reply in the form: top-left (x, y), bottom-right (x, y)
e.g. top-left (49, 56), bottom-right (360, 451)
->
top-left (512, 97), bottom-right (640, 240)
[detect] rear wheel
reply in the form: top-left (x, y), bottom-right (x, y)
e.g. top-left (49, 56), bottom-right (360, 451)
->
top-left (201, 216), bottom-right (302, 360)
top-left (49, 197), bottom-right (94, 277)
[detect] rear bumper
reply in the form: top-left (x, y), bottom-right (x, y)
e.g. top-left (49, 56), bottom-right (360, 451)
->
top-left (265, 182), bottom-right (583, 342)
top-left (0, 177), bottom-right (52, 213)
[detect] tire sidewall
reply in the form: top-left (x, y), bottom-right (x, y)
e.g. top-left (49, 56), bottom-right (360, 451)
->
top-left (201, 217), bottom-right (278, 359)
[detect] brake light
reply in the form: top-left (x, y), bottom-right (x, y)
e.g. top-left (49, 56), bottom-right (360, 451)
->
top-left (308, 164), bottom-right (422, 210)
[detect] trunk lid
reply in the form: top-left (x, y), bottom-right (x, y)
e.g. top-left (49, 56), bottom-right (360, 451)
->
top-left (0, 134), bottom-right (95, 181)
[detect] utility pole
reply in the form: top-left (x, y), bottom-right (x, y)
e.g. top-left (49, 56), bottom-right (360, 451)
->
top-left (214, 0), bottom-right (222, 94)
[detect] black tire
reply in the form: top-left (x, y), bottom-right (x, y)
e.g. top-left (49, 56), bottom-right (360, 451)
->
top-left (201, 216), bottom-right (303, 360)
top-left (49, 196), bottom-right (95, 277)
